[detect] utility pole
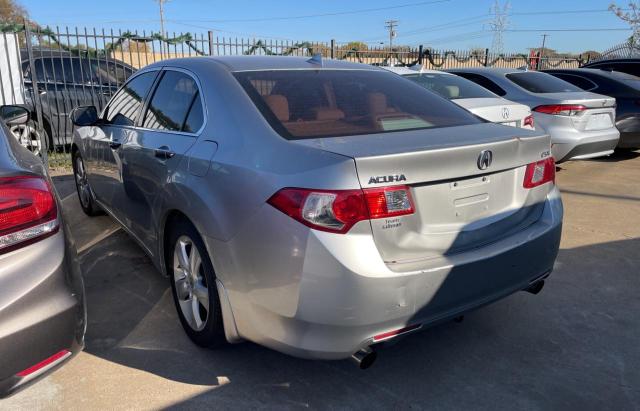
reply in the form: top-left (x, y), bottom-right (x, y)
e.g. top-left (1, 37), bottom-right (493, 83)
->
top-left (385, 20), bottom-right (398, 51)
top-left (156, 0), bottom-right (170, 56)
top-left (539, 33), bottom-right (548, 70)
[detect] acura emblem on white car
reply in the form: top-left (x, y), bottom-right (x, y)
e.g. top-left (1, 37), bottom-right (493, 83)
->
top-left (501, 107), bottom-right (510, 119)
top-left (477, 150), bottom-right (493, 170)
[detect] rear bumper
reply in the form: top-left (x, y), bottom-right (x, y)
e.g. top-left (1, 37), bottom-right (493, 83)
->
top-left (550, 128), bottom-right (620, 163)
top-left (0, 230), bottom-right (85, 398)
top-left (216, 187), bottom-right (563, 360)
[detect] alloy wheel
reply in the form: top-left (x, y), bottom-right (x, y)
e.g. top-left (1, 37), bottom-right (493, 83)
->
top-left (9, 124), bottom-right (42, 155)
top-left (173, 235), bottom-right (210, 331)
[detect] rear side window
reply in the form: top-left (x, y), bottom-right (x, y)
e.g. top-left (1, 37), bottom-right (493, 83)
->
top-left (234, 70), bottom-right (481, 139)
top-left (453, 73), bottom-right (507, 96)
top-left (549, 73), bottom-right (597, 91)
top-left (403, 73), bottom-right (496, 99)
top-left (143, 70), bottom-right (203, 132)
top-left (105, 71), bottom-right (157, 126)
top-left (30, 58), bottom-right (91, 84)
top-left (506, 72), bottom-right (582, 93)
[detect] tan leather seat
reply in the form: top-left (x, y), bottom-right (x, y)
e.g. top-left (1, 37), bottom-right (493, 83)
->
top-left (312, 107), bottom-right (345, 121)
top-left (264, 94), bottom-right (290, 122)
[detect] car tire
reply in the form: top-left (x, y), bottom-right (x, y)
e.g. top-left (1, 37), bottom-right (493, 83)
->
top-left (167, 219), bottom-right (226, 348)
top-left (72, 151), bottom-right (102, 216)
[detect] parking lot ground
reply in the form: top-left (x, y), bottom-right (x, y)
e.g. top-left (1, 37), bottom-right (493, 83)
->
top-left (3, 152), bottom-right (640, 410)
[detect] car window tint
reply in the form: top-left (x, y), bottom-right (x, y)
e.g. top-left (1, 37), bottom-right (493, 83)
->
top-left (105, 71), bottom-right (157, 126)
top-left (143, 71), bottom-right (199, 132)
top-left (404, 73), bottom-right (497, 99)
top-left (452, 73), bottom-right (507, 96)
top-left (183, 92), bottom-right (204, 133)
top-left (506, 72), bottom-right (582, 93)
top-left (234, 69), bottom-right (481, 140)
top-left (31, 58), bottom-right (94, 84)
top-left (91, 61), bottom-right (133, 86)
top-left (550, 73), bottom-right (597, 91)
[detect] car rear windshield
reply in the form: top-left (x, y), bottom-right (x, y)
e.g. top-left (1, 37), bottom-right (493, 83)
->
top-left (233, 69), bottom-right (482, 139)
top-left (506, 72), bottom-right (582, 94)
top-left (404, 72), bottom-right (496, 99)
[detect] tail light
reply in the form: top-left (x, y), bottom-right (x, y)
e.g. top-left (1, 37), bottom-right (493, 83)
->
top-left (533, 104), bottom-right (586, 116)
top-left (268, 185), bottom-right (414, 234)
top-left (0, 175), bottom-right (59, 254)
top-left (523, 114), bottom-right (534, 128)
top-left (523, 157), bottom-right (555, 189)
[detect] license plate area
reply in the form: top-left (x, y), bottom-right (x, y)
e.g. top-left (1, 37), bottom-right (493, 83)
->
top-left (585, 113), bottom-right (613, 130)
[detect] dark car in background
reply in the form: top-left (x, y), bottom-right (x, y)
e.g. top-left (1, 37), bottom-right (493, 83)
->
top-left (582, 58), bottom-right (640, 77)
top-left (0, 105), bottom-right (86, 397)
top-left (16, 49), bottom-right (135, 153)
top-left (544, 68), bottom-right (640, 149)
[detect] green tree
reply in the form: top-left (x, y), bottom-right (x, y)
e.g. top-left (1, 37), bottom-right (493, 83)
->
top-left (344, 41), bottom-right (368, 51)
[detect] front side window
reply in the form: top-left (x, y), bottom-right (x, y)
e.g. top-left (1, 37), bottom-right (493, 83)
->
top-left (234, 69), bottom-right (481, 140)
top-left (105, 71), bottom-right (157, 126)
top-left (506, 72), bottom-right (582, 94)
top-left (404, 73), bottom-right (497, 99)
top-left (142, 70), bottom-right (202, 132)
top-left (90, 61), bottom-right (134, 86)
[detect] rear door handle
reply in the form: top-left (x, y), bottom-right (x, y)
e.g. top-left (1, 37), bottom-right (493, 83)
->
top-left (109, 141), bottom-right (121, 149)
top-left (154, 146), bottom-right (175, 160)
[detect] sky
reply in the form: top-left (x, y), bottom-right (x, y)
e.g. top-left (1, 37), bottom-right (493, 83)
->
top-left (16, 0), bottom-right (634, 53)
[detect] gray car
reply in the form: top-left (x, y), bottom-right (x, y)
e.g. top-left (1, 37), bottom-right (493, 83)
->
top-left (447, 68), bottom-right (620, 162)
top-left (0, 106), bottom-right (85, 397)
top-left (70, 56), bottom-right (562, 368)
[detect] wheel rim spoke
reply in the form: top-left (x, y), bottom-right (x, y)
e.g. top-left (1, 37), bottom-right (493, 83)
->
top-left (177, 240), bottom-right (190, 273)
top-left (192, 298), bottom-right (204, 329)
top-left (193, 282), bottom-right (209, 309)
top-left (189, 247), bottom-right (201, 280)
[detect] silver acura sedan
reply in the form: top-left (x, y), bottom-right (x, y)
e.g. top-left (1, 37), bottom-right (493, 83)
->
top-left (70, 56), bottom-right (562, 368)
top-left (447, 68), bottom-right (620, 162)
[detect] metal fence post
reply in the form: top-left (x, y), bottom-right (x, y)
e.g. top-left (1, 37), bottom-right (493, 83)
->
top-left (484, 48), bottom-right (489, 67)
top-left (330, 39), bottom-right (335, 59)
top-left (418, 45), bottom-right (423, 66)
top-left (24, 21), bottom-right (48, 166)
top-left (208, 31), bottom-right (214, 56)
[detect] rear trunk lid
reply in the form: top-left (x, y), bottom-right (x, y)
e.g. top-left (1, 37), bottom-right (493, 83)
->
top-left (295, 123), bottom-right (553, 266)
top-left (534, 92), bottom-right (617, 132)
top-left (453, 97), bottom-right (531, 128)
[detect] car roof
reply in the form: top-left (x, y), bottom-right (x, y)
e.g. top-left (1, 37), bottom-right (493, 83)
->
top-left (544, 68), bottom-right (640, 81)
top-left (380, 66), bottom-right (449, 76)
top-left (447, 67), bottom-right (525, 75)
top-left (146, 55), bottom-right (383, 72)
top-left (584, 58), bottom-right (640, 65)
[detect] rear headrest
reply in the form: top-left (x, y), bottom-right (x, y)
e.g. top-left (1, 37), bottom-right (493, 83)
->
top-left (312, 107), bottom-right (345, 121)
top-left (368, 92), bottom-right (388, 115)
top-left (444, 85), bottom-right (460, 99)
top-left (264, 94), bottom-right (289, 122)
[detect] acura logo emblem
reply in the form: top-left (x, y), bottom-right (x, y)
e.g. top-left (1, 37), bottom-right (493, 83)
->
top-left (477, 150), bottom-right (493, 170)
top-left (501, 107), bottom-right (510, 119)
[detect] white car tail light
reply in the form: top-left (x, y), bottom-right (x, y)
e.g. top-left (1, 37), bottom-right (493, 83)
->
top-left (268, 185), bottom-right (414, 234)
top-left (523, 157), bottom-right (555, 189)
top-left (0, 175), bottom-right (59, 254)
top-left (533, 104), bottom-right (586, 116)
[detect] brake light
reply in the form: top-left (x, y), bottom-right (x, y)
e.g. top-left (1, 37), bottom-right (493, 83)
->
top-left (268, 185), bottom-right (414, 234)
top-left (523, 157), bottom-right (555, 188)
top-left (533, 104), bottom-right (586, 116)
top-left (523, 114), bottom-right (534, 128)
top-left (0, 175), bottom-right (59, 254)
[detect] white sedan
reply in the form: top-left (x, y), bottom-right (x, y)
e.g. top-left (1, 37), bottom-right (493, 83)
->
top-left (383, 66), bottom-right (534, 129)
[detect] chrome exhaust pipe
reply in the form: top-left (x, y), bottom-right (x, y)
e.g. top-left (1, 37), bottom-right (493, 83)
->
top-left (525, 280), bottom-right (545, 295)
top-left (351, 346), bottom-right (377, 370)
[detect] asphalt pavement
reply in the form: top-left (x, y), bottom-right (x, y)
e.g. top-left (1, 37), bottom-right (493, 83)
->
top-left (3, 152), bottom-right (640, 410)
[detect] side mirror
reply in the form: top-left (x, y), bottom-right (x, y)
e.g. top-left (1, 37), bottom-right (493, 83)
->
top-left (0, 105), bottom-right (30, 126)
top-left (70, 106), bottom-right (99, 127)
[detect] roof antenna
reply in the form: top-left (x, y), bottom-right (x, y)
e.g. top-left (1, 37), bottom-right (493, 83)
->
top-left (307, 53), bottom-right (323, 67)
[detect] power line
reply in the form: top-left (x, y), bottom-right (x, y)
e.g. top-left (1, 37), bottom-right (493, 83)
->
top-left (170, 0), bottom-right (451, 24)
top-left (506, 28), bottom-right (632, 32)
